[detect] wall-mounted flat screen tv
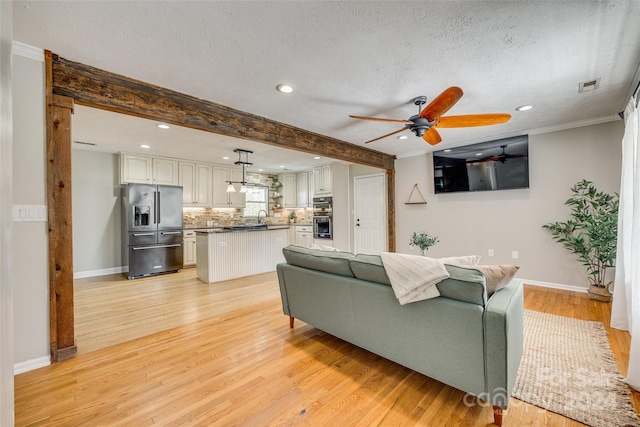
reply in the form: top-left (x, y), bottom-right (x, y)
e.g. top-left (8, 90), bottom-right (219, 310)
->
top-left (433, 135), bottom-right (529, 194)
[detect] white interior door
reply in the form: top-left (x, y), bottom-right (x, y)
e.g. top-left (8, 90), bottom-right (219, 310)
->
top-left (354, 174), bottom-right (386, 255)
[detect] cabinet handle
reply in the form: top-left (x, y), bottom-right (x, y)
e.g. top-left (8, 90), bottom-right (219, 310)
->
top-left (132, 232), bottom-right (155, 237)
top-left (132, 244), bottom-right (181, 250)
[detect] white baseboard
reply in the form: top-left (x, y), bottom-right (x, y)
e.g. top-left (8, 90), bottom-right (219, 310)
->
top-left (14, 355), bottom-right (50, 375)
top-left (74, 266), bottom-right (128, 279)
top-left (521, 278), bottom-right (587, 293)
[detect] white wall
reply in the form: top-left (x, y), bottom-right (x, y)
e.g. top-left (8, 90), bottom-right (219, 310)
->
top-left (72, 150), bottom-right (123, 276)
top-left (11, 50), bottom-right (50, 368)
top-left (395, 120), bottom-right (624, 289)
top-left (330, 162), bottom-right (350, 251)
top-left (0, 3), bottom-right (14, 424)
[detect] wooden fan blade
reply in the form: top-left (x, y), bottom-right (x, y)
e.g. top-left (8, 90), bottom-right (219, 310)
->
top-left (364, 128), bottom-right (407, 144)
top-left (350, 115), bottom-right (413, 125)
top-left (422, 127), bottom-right (442, 146)
top-left (434, 114), bottom-right (511, 128)
top-left (419, 87), bottom-right (464, 122)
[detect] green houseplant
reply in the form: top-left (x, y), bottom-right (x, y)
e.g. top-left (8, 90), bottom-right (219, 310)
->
top-left (409, 231), bottom-right (439, 256)
top-left (288, 211), bottom-right (297, 224)
top-left (542, 179), bottom-right (619, 301)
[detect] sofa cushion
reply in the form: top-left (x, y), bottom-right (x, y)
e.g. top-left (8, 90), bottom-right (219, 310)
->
top-left (436, 264), bottom-right (488, 306)
top-left (349, 254), bottom-right (392, 285)
top-left (282, 245), bottom-right (355, 277)
top-left (471, 264), bottom-right (520, 295)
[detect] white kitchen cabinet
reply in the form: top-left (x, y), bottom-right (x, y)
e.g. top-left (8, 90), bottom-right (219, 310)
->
top-left (313, 164), bottom-right (332, 195)
top-left (287, 227), bottom-right (296, 245)
top-left (120, 153), bottom-right (178, 185)
top-left (179, 162), bottom-right (212, 207)
top-left (314, 239), bottom-right (334, 249)
top-left (152, 157), bottom-right (179, 185)
top-left (295, 225), bottom-right (313, 248)
top-left (212, 166), bottom-right (246, 208)
top-left (183, 230), bottom-right (197, 267)
top-left (296, 171), bottom-right (314, 208)
top-left (121, 153), bottom-right (152, 184)
top-left (280, 173), bottom-right (297, 208)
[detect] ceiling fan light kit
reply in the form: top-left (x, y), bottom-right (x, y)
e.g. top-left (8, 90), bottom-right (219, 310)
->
top-left (350, 86), bottom-right (511, 146)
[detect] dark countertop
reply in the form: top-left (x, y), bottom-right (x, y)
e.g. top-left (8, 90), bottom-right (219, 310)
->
top-left (194, 225), bottom-right (290, 233)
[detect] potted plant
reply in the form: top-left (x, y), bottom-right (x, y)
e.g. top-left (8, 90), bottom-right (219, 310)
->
top-left (542, 179), bottom-right (619, 301)
top-left (409, 231), bottom-right (439, 256)
top-left (288, 211), bottom-right (297, 224)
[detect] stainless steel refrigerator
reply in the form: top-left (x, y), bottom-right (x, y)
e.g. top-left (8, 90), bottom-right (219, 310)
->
top-left (122, 184), bottom-right (184, 279)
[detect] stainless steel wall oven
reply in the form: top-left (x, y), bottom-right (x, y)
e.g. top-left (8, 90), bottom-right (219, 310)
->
top-left (312, 196), bottom-right (333, 239)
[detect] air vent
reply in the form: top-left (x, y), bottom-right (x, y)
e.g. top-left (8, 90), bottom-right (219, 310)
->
top-left (579, 78), bottom-right (601, 93)
top-left (73, 140), bottom-right (97, 146)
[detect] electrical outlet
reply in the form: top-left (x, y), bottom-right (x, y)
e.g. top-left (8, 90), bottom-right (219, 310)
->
top-left (512, 250), bottom-right (519, 259)
top-left (488, 249), bottom-right (494, 257)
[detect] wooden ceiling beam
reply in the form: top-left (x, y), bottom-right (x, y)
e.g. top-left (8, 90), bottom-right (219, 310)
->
top-left (51, 54), bottom-right (395, 170)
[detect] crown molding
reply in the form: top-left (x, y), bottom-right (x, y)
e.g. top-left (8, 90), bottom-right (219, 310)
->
top-left (12, 41), bottom-right (44, 61)
top-left (526, 114), bottom-right (620, 136)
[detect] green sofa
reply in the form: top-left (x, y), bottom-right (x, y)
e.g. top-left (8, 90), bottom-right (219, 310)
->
top-left (276, 245), bottom-right (524, 426)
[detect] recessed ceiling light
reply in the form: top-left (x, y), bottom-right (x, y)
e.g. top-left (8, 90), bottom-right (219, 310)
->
top-left (444, 149), bottom-right (452, 152)
top-left (397, 135), bottom-right (408, 140)
top-left (515, 105), bottom-right (534, 112)
top-left (279, 165), bottom-right (285, 168)
top-left (222, 156), bottom-right (230, 160)
top-left (156, 123), bottom-right (170, 129)
top-left (258, 169), bottom-right (264, 172)
top-left (140, 144), bottom-right (150, 149)
top-left (475, 153), bottom-right (483, 156)
top-left (314, 156), bottom-right (321, 160)
top-left (276, 84), bottom-right (293, 94)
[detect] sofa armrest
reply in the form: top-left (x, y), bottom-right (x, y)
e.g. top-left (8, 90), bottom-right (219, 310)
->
top-left (276, 263), bottom-right (291, 316)
top-left (483, 279), bottom-right (524, 409)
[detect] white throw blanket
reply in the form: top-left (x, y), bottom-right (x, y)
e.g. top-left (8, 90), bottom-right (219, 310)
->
top-left (380, 252), bottom-right (450, 305)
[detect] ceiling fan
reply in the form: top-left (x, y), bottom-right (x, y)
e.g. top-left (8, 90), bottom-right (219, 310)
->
top-left (349, 87), bottom-right (511, 146)
top-left (467, 144), bottom-right (528, 163)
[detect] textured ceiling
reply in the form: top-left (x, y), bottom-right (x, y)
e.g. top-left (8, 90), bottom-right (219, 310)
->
top-left (12, 1), bottom-right (640, 171)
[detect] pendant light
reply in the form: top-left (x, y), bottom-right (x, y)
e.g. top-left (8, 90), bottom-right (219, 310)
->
top-left (226, 149), bottom-right (253, 193)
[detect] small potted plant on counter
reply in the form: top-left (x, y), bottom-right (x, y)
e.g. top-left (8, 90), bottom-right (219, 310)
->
top-left (288, 211), bottom-right (297, 224)
top-left (409, 231), bottom-right (439, 256)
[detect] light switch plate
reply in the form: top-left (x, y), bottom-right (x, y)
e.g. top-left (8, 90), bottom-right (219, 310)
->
top-left (12, 205), bottom-right (47, 222)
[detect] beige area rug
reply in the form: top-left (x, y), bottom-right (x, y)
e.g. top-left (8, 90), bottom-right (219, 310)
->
top-left (513, 310), bottom-right (640, 427)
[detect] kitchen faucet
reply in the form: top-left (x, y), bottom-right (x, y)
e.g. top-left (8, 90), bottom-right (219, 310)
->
top-left (257, 210), bottom-right (267, 224)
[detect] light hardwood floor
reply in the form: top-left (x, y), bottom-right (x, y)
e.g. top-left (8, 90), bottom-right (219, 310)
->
top-left (14, 271), bottom-right (640, 426)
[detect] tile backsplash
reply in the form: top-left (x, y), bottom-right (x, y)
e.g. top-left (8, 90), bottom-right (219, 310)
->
top-left (182, 172), bottom-right (314, 228)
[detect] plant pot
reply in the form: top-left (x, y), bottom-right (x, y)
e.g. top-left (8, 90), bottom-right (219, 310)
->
top-left (587, 285), bottom-right (612, 302)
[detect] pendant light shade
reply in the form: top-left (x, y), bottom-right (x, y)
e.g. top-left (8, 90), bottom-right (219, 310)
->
top-left (226, 149), bottom-right (253, 194)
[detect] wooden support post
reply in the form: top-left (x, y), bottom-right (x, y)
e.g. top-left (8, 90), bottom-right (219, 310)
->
top-left (492, 405), bottom-right (503, 426)
top-left (46, 51), bottom-right (77, 362)
top-left (289, 316), bottom-right (295, 329)
top-left (386, 168), bottom-right (396, 252)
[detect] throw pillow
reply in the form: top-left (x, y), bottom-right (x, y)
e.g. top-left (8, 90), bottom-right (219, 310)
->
top-left (439, 255), bottom-right (481, 266)
top-left (473, 264), bottom-right (520, 295)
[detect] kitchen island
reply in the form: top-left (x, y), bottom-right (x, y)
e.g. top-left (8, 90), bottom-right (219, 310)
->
top-left (195, 225), bottom-right (289, 283)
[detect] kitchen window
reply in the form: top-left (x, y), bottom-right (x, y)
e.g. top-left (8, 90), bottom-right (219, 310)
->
top-left (243, 186), bottom-right (269, 217)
